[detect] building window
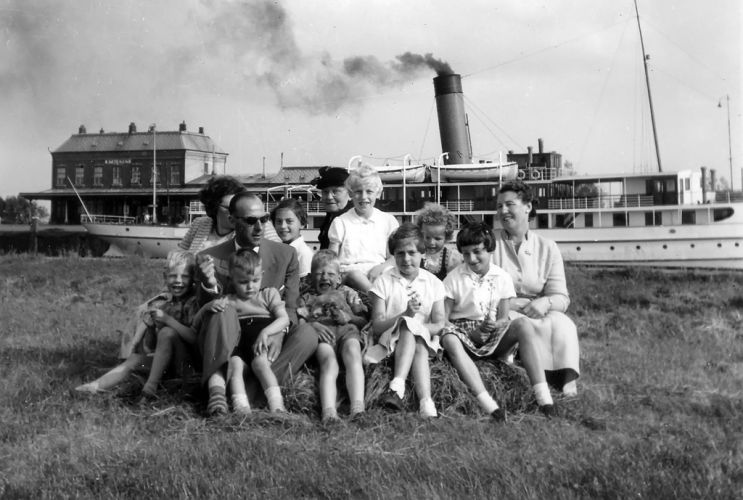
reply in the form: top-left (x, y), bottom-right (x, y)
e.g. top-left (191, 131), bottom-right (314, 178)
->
top-left (56, 168), bottom-right (66, 187)
top-left (682, 210), bottom-right (696, 225)
top-left (131, 166), bottom-right (141, 185)
top-left (75, 166), bottom-right (84, 186)
top-left (612, 213), bottom-right (627, 227)
top-left (204, 162), bottom-right (209, 174)
top-left (170, 168), bottom-right (180, 185)
top-left (112, 167), bottom-right (122, 186)
top-left (93, 167), bottom-right (103, 186)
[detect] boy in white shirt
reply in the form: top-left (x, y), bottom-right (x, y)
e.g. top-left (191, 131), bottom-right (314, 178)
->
top-left (328, 164), bottom-right (399, 292)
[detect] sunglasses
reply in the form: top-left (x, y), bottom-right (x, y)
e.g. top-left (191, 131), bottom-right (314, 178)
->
top-left (234, 214), bottom-right (270, 226)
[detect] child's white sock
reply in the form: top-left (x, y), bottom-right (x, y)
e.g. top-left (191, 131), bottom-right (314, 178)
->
top-left (350, 400), bottom-right (365, 415)
top-left (562, 380), bottom-right (578, 397)
top-left (419, 397), bottom-right (438, 418)
top-left (231, 393), bottom-right (251, 414)
top-left (533, 382), bottom-right (553, 406)
top-left (389, 377), bottom-right (406, 399)
top-left (322, 407), bottom-right (339, 421)
top-left (476, 391), bottom-right (499, 414)
top-left (264, 386), bottom-right (286, 413)
top-left (74, 381), bottom-right (100, 393)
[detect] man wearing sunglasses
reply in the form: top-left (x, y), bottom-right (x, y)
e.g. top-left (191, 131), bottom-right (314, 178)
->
top-left (194, 192), bottom-right (317, 398)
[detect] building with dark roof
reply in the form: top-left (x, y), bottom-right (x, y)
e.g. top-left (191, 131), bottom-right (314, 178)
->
top-left (23, 122), bottom-right (231, 224)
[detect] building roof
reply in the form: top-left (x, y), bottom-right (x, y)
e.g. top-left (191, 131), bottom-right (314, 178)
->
top-left (52, 130), bottom-right (227, 155)
top-left (266, 166), bottom-right (337, 184)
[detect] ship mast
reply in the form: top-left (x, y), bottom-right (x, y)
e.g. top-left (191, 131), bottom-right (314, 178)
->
top-left (634, 0), bottom-right (662, 172)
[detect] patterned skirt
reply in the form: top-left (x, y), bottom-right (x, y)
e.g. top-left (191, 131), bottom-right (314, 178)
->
top-left (440, 318), bottom-right (511, 358)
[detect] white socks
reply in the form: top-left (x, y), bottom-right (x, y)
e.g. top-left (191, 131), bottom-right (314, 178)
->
top-left (533, 382), bottom-right (553, 406)
top-left (389, 377), bottom-right (406, 399)
top-left (231, 393), bottom-right (251, 414)
top-left (265, 386), bottom-right (286, 413)
top-left (476, 391), bottom-right (499, 414)
top-left (562, 380), bottom-right (577, 397)
top-left (419, 398), bottom-right (437, 418)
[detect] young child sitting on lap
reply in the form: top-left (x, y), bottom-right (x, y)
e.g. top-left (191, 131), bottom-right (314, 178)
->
top-left (75, 251), bottom-right (199, 400)
top-left (295, 250), bottom-right (368, 422)
top-left (440, 222), bottom-right (555, 420)
top-left (328, 164), bottom-right (399, 293)
top-left (198, 248), bottom-right (290, 415)
top-left (364, 223), bottom-right (446, 418)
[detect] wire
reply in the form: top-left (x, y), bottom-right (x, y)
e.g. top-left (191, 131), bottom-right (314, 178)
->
top-left (462, 19), bottom-right (629, 79)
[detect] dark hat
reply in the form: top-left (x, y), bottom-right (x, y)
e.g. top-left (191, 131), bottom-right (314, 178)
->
top-left (311, 166), bottom-right (349, 189)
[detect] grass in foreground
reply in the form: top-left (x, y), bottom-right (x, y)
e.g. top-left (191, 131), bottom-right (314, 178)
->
top-left (0, 256), bottom-right (741, 498)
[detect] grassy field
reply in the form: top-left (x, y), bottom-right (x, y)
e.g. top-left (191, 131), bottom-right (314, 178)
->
top-left (1, 255), bottom-right (741, 499)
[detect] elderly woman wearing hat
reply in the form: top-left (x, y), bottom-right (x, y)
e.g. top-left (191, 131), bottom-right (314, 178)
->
top-left (312, 167), bottom-right (352, 249)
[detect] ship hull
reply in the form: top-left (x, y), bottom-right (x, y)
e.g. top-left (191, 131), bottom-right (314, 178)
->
top-left (544, 223), bottom-right (743, 269)
top-left (83, 222), bottom-right (186, 258)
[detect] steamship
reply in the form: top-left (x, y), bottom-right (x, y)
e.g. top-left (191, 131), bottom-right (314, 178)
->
top-left (81, 72), bottom-right (743, 268)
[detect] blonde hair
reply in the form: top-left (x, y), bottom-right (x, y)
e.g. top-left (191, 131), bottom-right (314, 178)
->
top-left (229, 248), bottom-right (262, 275)
top-left (415, 202), bottom-right (457, 240)
top-left (164, 251), bottom-right (195, 274)
top-left (346, 164), bottom-right (382, 195)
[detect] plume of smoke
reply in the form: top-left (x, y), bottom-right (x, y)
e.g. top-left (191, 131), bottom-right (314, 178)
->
top-left (199, 0), bottom-right (454, 114)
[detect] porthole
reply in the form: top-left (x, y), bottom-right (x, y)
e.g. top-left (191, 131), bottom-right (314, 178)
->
top-left (736, 243), bottom-right (740, 247)
top-left (610, 246), bottom-right (614, 251)
top-left (662, 244), bottom-right (667, 249)
top-left (636, 245), bottom-right (641, 250)
top-left (576, 247), bottom-right (581, 251)
top-left (717, 243), bottom-right (722, 248)
top-left (690, 243), bottom-right (695, 248)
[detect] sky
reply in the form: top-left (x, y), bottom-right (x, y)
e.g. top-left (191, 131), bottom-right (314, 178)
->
top-left (1, 0), bottom-right (740, 199)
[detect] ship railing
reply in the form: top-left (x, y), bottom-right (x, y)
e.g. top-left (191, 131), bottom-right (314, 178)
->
top-left (265, 200), bottom-right (325, 213)
top-left (547, 194), bottom-right (654, 210)
top-left (189, 201), bottom-right (206, 214)
top-left (441, 200), bottom-right (475, 212)
top-left (81, 214), bottom-right (137, 225)
top-left (715, 191), bottom-right (743, 203)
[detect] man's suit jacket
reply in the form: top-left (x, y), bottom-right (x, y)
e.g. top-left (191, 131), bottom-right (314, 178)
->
top-left (196, 238), bottom-right (300, 324)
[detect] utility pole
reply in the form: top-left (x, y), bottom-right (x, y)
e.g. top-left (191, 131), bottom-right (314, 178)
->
top-left (151, 124), bottom-right (157, 224)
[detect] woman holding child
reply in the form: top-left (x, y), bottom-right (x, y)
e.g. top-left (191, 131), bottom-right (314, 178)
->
top-left (492, 180), bottom-right (580, 396)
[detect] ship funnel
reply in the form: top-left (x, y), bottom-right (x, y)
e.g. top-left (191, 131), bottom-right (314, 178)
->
top-left (700, 166), bottom-right (707, 203)
top-left (710, 169), bottom-right (717, 192)
top-left (433, 74), bottom-right (472, 165)
top-left (538, 138), bottom-right (544, 154)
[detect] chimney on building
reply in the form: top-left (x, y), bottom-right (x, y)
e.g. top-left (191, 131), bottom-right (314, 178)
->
top-left (179, 121), bottom-right (187, 132)
top-left (700, 166), bottom-right (707, 203)
top-left (538, 138), bottom-right (544, 154)
top-left (128, 122), bottom-right (137, 134)
top-left (78, 125), bottom-right (87, 134)
top-left (527, 146), bottom-right (533, 166)
top-left (198, 126), bottom-right (204, 134)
